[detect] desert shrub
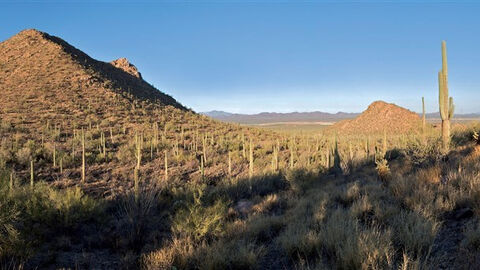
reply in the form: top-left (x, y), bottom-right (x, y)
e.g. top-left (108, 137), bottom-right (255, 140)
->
top-left (115, 142), bottom-right (135, 164)
top-left (0, 120), bottom-right (13, 132)
top-left (390, 210), bottom-right (439, 258)
top-left (15, 147), bottom-right (31, 166)
top-left (172, 187), bottom-right (228, 242)
top-left (0, 147), bottom-right (12, 169)
top-left (276, 193), bottom-right (328, 261)
top-left (285, 168), bottom-right (319, 194)
top-left (47, 186), bottom-right (103, 229)
top-left (215, 173), bottom-right (287, 202)
top-left (404, 139), bottom-right (443, 167)
top-left (416, 165), bottom-right (442, 184)
top-left (278, 225), bottom-right (320, 260)
top-left (0, 178), bottom-right (105, 266)
top-left (335, 181), bottom-right (361, 206)
top-left (350, 195), bottom-right (373, 220)
top-left (0, 191), bottom-right (20, 260)
top-left (319, 208), bottom-right (394, 269)
top-left (10, 183), bottom-right (103, 231)
top-left (241, 215), bottom-right (285, 243)
top-left (451, 126), bottom-right (480, 147)
top-left (141, 236), bottom-right (196, 269)
top-left (375, 157), bottom-right (391, 181)
top-left (114, 188), bottom-right (160, 251)
top-left (200, 240), bottom-right (264, 270)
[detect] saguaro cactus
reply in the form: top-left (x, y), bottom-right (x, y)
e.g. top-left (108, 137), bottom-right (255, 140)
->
top-left (164, 150), bottom-right (169, 181)
top-left (332, 134), bottom-right (342, 175)
top-left (135, 132), bottom-right (142, 169)
top-left (382, 129), bottom-right (387, 158)
top-left (200, 154), bottom-right (204, 178)
top-left (228, 151), bottom-right (232, 176)
top-left (53, 143), bottom-right (56, 167)
top-left (422, 97), bottom-right (426, 133)
top-left (249, 139), bottom-right (254, 178)
top-left (438, 41), bottom-right (454, 151)
top-left (9, 170), bottom-right (13, 191)
top-left (81, 129), bottom-right (86, 183)
top-left (30, 159), bottom-right (34, 188)
top-left (134, 167), bottom-right (139, 202)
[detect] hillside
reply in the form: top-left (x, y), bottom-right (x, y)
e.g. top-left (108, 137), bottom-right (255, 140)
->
top-left (0, 29), bottom-right (277, 197)
top-left (0, 29), bottom-right (186, 126)
top-left (202, 110), bottom-right (359, 124)
top-left (331, 100), bottom-right (423, 135)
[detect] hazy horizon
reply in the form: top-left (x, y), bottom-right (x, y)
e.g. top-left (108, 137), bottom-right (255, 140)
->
top-left (2, 1), bottom-right (479, 114)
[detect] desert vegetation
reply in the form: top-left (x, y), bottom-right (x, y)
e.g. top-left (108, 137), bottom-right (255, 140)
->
top-left (1, 30), bottom-right (480, 270)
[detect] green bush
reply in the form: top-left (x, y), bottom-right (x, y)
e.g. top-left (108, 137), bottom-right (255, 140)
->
top-left (0, 192), bottom-right (20, 259)
top-left (172, 186), bottom-right (228, 242)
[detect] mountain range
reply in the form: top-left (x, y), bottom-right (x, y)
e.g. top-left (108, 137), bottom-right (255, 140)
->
top-left (203, 110), bottom-right (480, 124)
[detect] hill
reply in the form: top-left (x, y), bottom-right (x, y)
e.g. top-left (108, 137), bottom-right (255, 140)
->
top-left (0, 29), bottom-right (274, 197)
top-left (202, 110), bottom-right (359, 124)
top-left (331, 100), bottom-right (423, 135)
top-left (0, 29), bottom-right (186, 126)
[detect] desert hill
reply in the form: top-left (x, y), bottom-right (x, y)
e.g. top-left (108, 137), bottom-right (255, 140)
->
top-left (331, 100), bottom-right (423, 135)
top-left (0, 29), bottom-right (275, 196)
top-left (0, 29), bottom-right (185, 127)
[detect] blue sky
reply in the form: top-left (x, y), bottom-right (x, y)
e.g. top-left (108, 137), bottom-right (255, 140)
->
top-left (1, 1), bottom-right (479, 114)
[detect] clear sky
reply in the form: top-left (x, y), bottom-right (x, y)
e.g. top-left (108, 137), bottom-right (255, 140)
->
top-left (1, 1), bottom-right (479, 114)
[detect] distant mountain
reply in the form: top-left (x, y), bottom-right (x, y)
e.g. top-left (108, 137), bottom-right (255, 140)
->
top-left (202, 110), bottom-right (359, 124)
top-left (203, 109), bottom-right (480, 125)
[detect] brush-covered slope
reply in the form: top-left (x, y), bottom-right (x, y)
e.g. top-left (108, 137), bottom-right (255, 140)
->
top-left (331, 101), bottom-right (422, 135)
top-left (0, 29), bottom-right (281, 197)
top-left (0, 29), bottom-right (185, 125)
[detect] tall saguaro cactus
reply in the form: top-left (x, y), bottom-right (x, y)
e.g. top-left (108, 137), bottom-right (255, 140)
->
top-left (81, 128), bottom-right (86, 183)
top-left (249, 139), bottom-right (254, 178)
top-left (422, 97), bottom-right (426, 133)
top-left (438, 41), bottom-right (454, 151)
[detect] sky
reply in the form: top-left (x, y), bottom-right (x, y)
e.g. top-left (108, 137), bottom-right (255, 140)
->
top-left (1, 1), bottom-right (479, 114)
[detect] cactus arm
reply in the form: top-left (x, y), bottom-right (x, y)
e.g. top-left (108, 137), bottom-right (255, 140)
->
top-left (449, 97), bottom-right (454, 119)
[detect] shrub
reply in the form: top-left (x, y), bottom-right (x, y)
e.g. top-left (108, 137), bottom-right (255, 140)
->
top-left (375, 157), bottom-right (391, 181)
top-left (0, 194), bottom-right (20, 259)
top-left (404, 140), bottom-right (443, 167)
top-left (172, 187), bottom-right (228, 242)
top-left (320, 208), bottom-right (393, 269)
top-left (391, 210), bottom-right (439, 258)
top-left (15, 147), bottom-right (31, 166)
top-left (200, 240), bottom-right (264, 270)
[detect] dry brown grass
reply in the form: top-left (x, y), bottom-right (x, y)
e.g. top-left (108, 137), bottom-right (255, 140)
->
top-left (417, 165), bottom-right (442, 184)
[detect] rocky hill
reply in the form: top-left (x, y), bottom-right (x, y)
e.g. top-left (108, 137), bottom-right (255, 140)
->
top-left (0, 29), bottom-right (186, 127)
top-left (331, 100), bottom-right (423, 135)
top-left (0, 29), bottom-right (272, 197)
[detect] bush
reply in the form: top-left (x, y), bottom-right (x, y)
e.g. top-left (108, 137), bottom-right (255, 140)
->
top-left (390, 210), bottom-right (439, 258)
top-left (0, 193), bottom-right (20, 259)
top-left (15, 147), bottom-right (31, 166)
top-left (404, 140), bottom-right (443, 167)
top-left (172, 187), bottom-right (228, 242)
